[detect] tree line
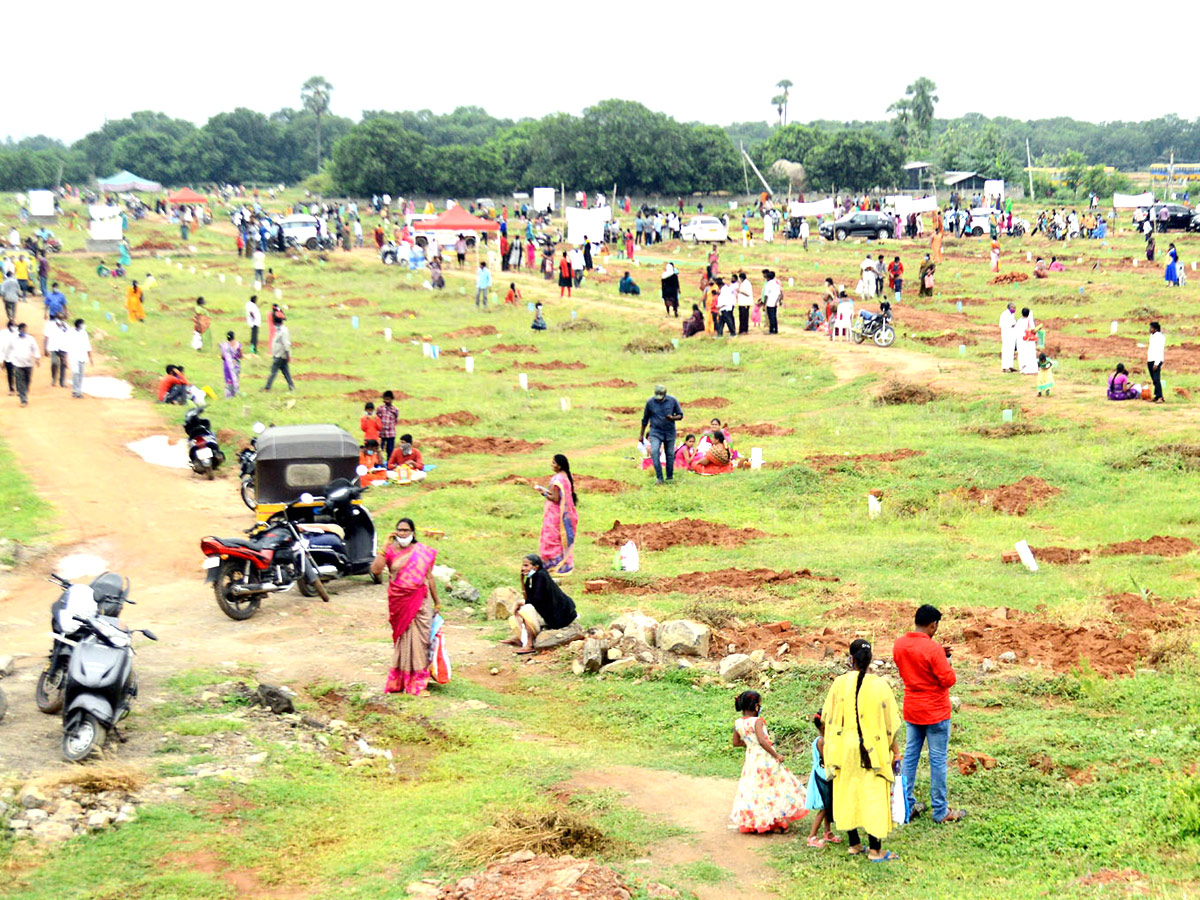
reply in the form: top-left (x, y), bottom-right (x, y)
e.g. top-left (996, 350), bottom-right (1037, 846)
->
top-left (1, 82), bottom-right (1197, 198)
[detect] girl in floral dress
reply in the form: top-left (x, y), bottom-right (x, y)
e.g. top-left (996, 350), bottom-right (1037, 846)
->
top-left (730, 691), bottom-right (809, 834)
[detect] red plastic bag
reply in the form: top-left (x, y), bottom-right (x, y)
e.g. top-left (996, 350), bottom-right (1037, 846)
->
top-left (430, 631), bottom-right (451, 685)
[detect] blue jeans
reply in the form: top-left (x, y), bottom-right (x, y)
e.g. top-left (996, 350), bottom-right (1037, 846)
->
top-left (903, 718), bottom-right (951, 820)
top-left (648, 433), bottom-right (675, 482)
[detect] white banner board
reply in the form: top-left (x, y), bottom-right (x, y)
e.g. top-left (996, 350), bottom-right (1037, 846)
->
top-left (28, 190), bottom-right (55, 217)
top-left (89, 217), bottom-right (123, 241)
top-left (565, 206), bottom-right (610, 245)
top-left (984, 179), bottom-right (1005, 200)
top-left (532, 187), bottom-right (556, 212)
top-left (894, 195), bottom-right (939, 215)
top-left (1113, 192), bottom-right (1155, 209)
top-left (89, 204), bottom-right (121, 221)
top-left (788, 198), bottom-right (835, 217)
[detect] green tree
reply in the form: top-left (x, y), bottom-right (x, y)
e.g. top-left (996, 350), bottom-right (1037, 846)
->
top-left (887, 98), bottom-right (912, 146)
top-left (906, 77), bottom-right (938, 137)
top-left (804, 131), bottom-right (903, 193)
top-left (330, 118), bottom-right (428, 196)
top-left (776, 79), bottom-right (793, 125)
top-left (301, 76), bottom-right (334, 172)
top-left (756, 123), bottom-right (822, 170)
top-left (1061, 149), bottom-right (1088, 194)
top-left (111, 132), bottom-right (181, 185)
top-left (771, 94), bottom-right (786, 126)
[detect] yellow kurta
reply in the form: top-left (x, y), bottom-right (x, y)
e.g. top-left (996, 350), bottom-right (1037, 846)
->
top-left (125, 287), bottom-right (145, 323)
top-left (821, 671), bottom-right (902, 839)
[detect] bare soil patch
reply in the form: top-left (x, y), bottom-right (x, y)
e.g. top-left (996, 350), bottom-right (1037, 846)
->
top-left (675, 364), bottom-right (734, 374)
top-left (1002, 546), bottom-right (1091, 565)
top-left (575, 476), bottom-right (632, 494)
top-left (518, 360), bottom-right (588, 370)
top-left (577, 378), bottom-right (638, 389)
top-left (381, 310), bottom-right (420, 319)
top-left (623, 337), bottom-right (675, 353)
top-left (134, 239), bottom-right (175, 250)
top-left (398, 411), bottom-right (480, 427)
top-left (990, 273), bottom-right (1030, 284)
top-left (737, 423), bottom-right (795, 436)
top-left (595, 518), bottom-right (765, 552)
top-left (491, 343), bottom-right (539, 353)
top-left (952, 475), bottom-right (1060, 516)
top-left (343, 297), bottom-right (371, 307)
top-left (875, 381), bottom-right (941, 405)
top-left (587, 567), bottom-right (837, 595)
top-left (293, 372), bottom-right (364, 382)
top-left (967, 422), bottom-right (1047, 438)
top-left (805, 448), bottom-right (924, 472)
top-left (445, 325), bottom-right (498, 339)
top-left (688, 396), bottom-right (731, 408)
top-left (426, 435), bottom-right (547, 456)
top-left (1097, 535), bottom-right (1196, 558)
top-left (435, 855), bottom-right (632, 900)
top-left (605, 406), bottom-right (641, 415)
top-left (913, 332), bottom-right (977, 347)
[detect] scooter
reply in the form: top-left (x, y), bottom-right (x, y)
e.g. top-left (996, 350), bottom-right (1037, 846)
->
top-left (296, 478), bottom-right (380, 592)
top-left (61, 613), bottom-right (156, 762)
top-left (238, 423), bottom-right (265, 510)
top-left (852, 301), bottom-right (896, 347)
top-left (201, 493), bottom-right (332, 620)
top-left (36, 572), bottom-right (132, 714)
top-left (184, 407), bottom-right (225, 480)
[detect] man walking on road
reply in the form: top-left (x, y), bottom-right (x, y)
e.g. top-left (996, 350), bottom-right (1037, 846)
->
top-left (67, 318), bottom-right (93, 398)
top-left (9, 322), bottom-right (41, 406)
top-left (1, 270), bottom-right (19, 322)
top-left (893, 604), bottom-right (967, 824)
top-left (44, 315), bottom-right (69, 387)
top-left (263, 319), bottom-right (294, 391)
top-left (638, 384), bottom-right (684, 485)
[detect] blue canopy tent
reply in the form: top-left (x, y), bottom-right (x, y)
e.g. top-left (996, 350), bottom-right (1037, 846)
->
top-left (97, 170), bottom-right (161, 193)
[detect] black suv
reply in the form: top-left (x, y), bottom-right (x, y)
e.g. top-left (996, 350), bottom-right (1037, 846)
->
top-left (1134, 204), bottom-right (1193, 232)
top-left (819, 211), bottom-right (895, 241)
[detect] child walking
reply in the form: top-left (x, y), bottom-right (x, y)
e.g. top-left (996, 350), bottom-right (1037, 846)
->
top-left (730, 690), bottom-right (808, 834)
top-left (804, 713), bottom-right (841, 848)
top-left (1037, 352), bottom-right (1056, 397)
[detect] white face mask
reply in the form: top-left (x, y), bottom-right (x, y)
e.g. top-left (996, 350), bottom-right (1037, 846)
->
top-left (395, 534), bottom-right (413, 547)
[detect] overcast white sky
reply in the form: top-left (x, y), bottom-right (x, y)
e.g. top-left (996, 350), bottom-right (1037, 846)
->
top-left (13, 3), bottom-right (1200, 142)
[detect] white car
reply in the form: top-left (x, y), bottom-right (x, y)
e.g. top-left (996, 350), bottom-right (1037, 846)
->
top-left (681, 215), bottom-right (729, 243)
top-left (413, 227), bottom-right (478, 250)
top-left (279, 214), bottom-right (323, 249)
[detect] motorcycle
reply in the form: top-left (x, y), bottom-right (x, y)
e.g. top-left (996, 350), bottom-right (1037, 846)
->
top-left (238, 423), bottom-right (265, 510)
top-left (184, 407), bottom-right (225, 480)
top-left (61, 612), bottom-right (156, 762)
top-left (296, 477), bottom-right (380, 591)
top-left (37, 572), bottom-right (132, 714)
top-left (852, 301), bottom-right (896, 347)
top-left (201, 493), bottom-right (333, 620)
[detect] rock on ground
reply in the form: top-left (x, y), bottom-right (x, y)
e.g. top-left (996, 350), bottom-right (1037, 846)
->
top-left (582, 638), bottom-right (605, 672)
top-left (436, 854), bottom-right (631, 900)
top-left (486, 587), bottom-right (520, 620)
top-left (657, 620), bottom-right (711, 657)
top-left (610, 612), bottom-right (659, 647)
top-left (533, 622), bottom-right (584, 650)
top-left (718, 653), bottom-right (754, 681)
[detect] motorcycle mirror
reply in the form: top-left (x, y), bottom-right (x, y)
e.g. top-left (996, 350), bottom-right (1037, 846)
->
top-left (124, 598), bottom-right (137, 605)
top-left (253, 422), bottom-right (266, 434)
top-left (299, 493), bottom-right (314, 504)
top-left (356, 464), bottom-right (368, 477)
top-left (141, 629), bottom-right (158, 641)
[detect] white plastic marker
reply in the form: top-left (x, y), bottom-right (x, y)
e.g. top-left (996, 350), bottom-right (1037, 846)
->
top-left (1133, 260), bottom-right (1138, 267)
top-left (1026, 251), bottom-right (1032, 261)
top-left (1111, 321), bottom-right (1119, 335)
top-left (253, 280), bottom-right (261, 291)
top-left (219, 274), bottom-right (226, 283)
top-left (465, 357), bottom-right (474, 373)
top-left (1014, 539), bottom-right (1039, 572)
top-left (1002, 409), bottom-right (1013, 423)
top-left (351, 316), bottom-right (359, 329)
top-left (750, 447), bottom-right (763, 470)
top-left (275, 288), bottom-right (283, 299)
top-left (383, 328), bottom-right (392, 341)
top-left (235, 275), bottom-right (243, 285)
top-left (431, 345), bottom-right (440, 359)
top-left (868, 494), bottom-right (882, 518)
top-left (732, 351), bottom-right (741, 365)
top-left (518, 373), bottom-right (529, 390)
top-left (788, 277), bottom-right (794, 287)
top-left (1077, 257), bottom-right (1083, 264)
top-left (189, 266), bottom-right (196, 274)
top-left (177, 263), bottom-right (183, 270)
top-left (560, 397), bottom-right (571, 411)
top-left (959, 344), bottom-right (966, 356)
top-left (421, 342), bottom-right (431, 357)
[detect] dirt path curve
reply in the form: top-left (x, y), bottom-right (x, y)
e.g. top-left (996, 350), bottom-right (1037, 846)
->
top-left (571, 765), bottom-right (787, 900)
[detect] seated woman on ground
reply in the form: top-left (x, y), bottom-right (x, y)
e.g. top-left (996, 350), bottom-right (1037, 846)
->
top-left (683, 304), bottom-right (705, 337)
top-left (1048, 256), bottom-right (1065, 272)
top-left (706, 418), bottom-right (731, 447)
top-left (692, 430), bottom-right (734, 475)
top-left (674, 434), bottom-right (698, 472)
top-left (501, 553), bottom-right (578, 654)
top-left (1107, 363), bottom-right (1142, 400)
top-left (1034, 257), bottom-right (1048, 278)
top-left (807, 303), bottom-right (825, 331)
top-left (618, 271), bottom-right (641, 295)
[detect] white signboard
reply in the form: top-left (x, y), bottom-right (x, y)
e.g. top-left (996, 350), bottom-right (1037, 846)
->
top-left (984, 179), bottom-right (1005, 200)
top-left (88, 204), bottom-right (121, 221)
top-left (894, 195), bottom-right (939, 216)
top-left (788, 198), bottom-right (835, 217)
top-left (89, 217), bottom-right (123, 241)
top-left (1113, 192), bottom-right (1155, 209)
top-left (565, 206), bottom-right (610, 246)
top-left (28, 190), bottom-right (55, 217)
top-left (532, 187), bottom-right (556, 212)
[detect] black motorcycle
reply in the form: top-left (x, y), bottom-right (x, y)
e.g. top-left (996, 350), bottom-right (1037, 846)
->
top-left (61, 613), bottom-right (156, 762)
top-left (37, 572), bottom-right (132, 714)
top-left (297, 478), bottom-right (380, 592)
top-left (184, 407), bottom-right (225, 480)
top-left (852, 301), bottom-right (896, 347)
top-left (238, 423), bottom-right (265, 510)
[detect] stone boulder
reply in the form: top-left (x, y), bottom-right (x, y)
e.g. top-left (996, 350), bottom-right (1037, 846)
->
top-left (431, 565), bottom-right (457, 588)
top-left (719, 653), bottom-right (754, 681)
top-left (600, 657), bottom-right (640, 673)
top-left (582, 638), bottom-right (605, 672)
top-left (253, 684), bottom-right (295, 715)
top-left (611, 612), bottom-right (659, 647)
top-left (533, 622), bottom-right (584, 650)
top-left (449, 580), bottom-right (480, 603)
top-left (487, 587), bottom-right (521, 620)
top-left (657, 620), bottom-right (711, 658)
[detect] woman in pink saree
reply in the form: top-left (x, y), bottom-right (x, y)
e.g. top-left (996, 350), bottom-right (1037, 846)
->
top-left (369, 517), bottom-right (440, 695)
top-left (534, 454), bottom-right (578, 576)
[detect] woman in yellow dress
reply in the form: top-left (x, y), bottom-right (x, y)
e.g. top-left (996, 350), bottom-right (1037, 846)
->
top-left (821, 638), bottom-right (903, 862)
top-left (125, 280), bottom-right (145, 323)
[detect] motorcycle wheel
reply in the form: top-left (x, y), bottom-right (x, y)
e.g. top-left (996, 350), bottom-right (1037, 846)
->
top-left (240, 479), bottom-right (256, 510)
top-left (852, 330), bottom-right (865, 344)
top-left (296, 577), bottom-right (319, 598)
top-left (214, 560), bottom-right (262, 620)
top-left (875, 326), bottom-right (896, 347)
top-left (36, 666), bottom-right (65, 713)
top-left (62, 712), bottom-right (106, 762)
top-left (313, 578), bottom-right (331, 603)
top-left (204, 465), bottom-right (215, 481)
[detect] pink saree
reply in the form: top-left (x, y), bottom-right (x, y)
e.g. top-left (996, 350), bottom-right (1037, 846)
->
top-left (384, 542), bottom-right (438, 695)
top-left (538, 472), bottom-right (578, 576)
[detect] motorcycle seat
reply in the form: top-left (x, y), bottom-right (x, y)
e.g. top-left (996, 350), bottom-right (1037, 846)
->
top-left (215, 537), bottom-right (259, 549)
top-left (299, 523), bottom-right (345, 539)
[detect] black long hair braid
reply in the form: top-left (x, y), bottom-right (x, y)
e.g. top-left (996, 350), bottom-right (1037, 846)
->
top-left (849, 638), bottom-right (874, 769)
top-left (553, 454), bottom-right (577, 505)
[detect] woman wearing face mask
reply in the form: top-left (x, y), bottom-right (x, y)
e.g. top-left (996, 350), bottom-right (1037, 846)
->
top-left (502, 554), bottom-right (578, 654)
top-left (369, 517), bottom-right (440, 695)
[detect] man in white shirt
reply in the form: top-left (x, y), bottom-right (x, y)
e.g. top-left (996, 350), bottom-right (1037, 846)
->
top-left (569, 247), bottom-right (585, 287)
top-left (860, 254), bottom-right (878, 297)
top-left (736, 271), bottom-right (753, 334)
top-left (1, 320), bottom-right (16, 394)
top-left (716, 278), bottom-right (736, 337)
top-left (761, 269), bottom-right (782, 334)
top-left (1148, 321), bottom-right (1165, 403)
top-left (43, 315), bottom-right (69, 387)
top-left (252, 248), bottom-right (266, 286)
top-left (9, 321), bottom-right (41, 406)
top-left (245, 295), bottom-right (262, 354)
top-left (799, 218), bottom-right (810, 251)
top-left (67, 318), bottom-right (93, 398)
top-left (998, 302), bottom-right (1018, 373)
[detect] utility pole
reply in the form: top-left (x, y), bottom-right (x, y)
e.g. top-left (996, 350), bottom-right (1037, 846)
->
top-left (740, 141), bottom-right (750, 195)
top-left (1026, 138), bottom-right (1035, 201)
top-left (1167, 149), bottom-right (1175, 201)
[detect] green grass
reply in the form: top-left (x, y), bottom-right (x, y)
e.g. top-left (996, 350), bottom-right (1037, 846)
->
top-left (0, 437), bottom-right (55, 558)
top-left (2, 191), bottom-right (1200, 899)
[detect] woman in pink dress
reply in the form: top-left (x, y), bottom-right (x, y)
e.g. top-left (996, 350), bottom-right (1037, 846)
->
top-left (369, 517), bottom-right (440, 695)
top-left (534, 454), bottom-right (578, 576)
top-left (526, 239), bottom-right (536, 269)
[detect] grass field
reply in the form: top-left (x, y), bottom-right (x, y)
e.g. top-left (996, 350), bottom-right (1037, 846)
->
top-left (1, 190), bottom-right (1199, 899)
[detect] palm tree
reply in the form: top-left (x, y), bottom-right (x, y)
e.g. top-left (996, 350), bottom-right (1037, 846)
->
top-left (301, 76), bottom-right (334, 172)
top-left (771, 94), bottom-right (786, 126)
top-left (776, 79), bottom-right (793, 125)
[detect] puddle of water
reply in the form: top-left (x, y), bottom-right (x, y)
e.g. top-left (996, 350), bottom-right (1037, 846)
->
top-left (126, 435), bottom-right (190, 469)
top-left (81, 376), bottom-right (133, 400)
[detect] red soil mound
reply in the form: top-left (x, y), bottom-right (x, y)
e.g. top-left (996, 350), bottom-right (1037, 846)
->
top-left (294, 372), bottom-right (364, 381)
top-left (398, 411), bottom-right (480, 427)
top-left (954, 476), bottom-right (1060, 516)
top-left (738, 423), bottom-right (795, 436)
top-left (491, 343), bottom-right (539, 353)
top-left (436, 856), bottom-right (629, 900)
top-left (956, 611), bottom-right (1147, 676)
top-left (688, 396), bottom-right (731, 408)
top-left (595, 518), bottom-right (764, 552)
top-left (518, 360), bottom-right (588, 370)
top-left (675, 365), bottom-right (733, 373)
top-left (806, 449), bottom-right (924, 471)
top-left (575, 476), bottom-right (631, 494)
top-left (134, 239), bottom-right (174, 250)
top-left (589, 567), bottom-right (837, 595)
top-left (605, 406), bottom-right (641, 415)
top-left (425, 435), bottom-right (546, 456)
top-left (381, 310), bottom-right (420, 319)
top-left (577, 379), bottom-right (638, 389)
top-left (445, 325), bottom-right (497, 339)
top-left (913, 333), bottom-right (977, 347)
top-left (1002, 547), bottom-right (1090, 565)
top-left (346, 389), bottom-right (406, 401)
top-left (1097, 535), bottom-right (1195, 557)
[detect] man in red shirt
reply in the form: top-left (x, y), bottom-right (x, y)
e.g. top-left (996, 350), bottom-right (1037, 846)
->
top-left (387, 434), bottom-right (424, 471)
top-left (892, 604), bottom-right (966, 824)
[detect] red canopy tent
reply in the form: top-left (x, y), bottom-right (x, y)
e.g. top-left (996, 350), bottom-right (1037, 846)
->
top-left (415, 205), bottom-right (499, 232)
top-left (166, 187), bottom-right (208, 205)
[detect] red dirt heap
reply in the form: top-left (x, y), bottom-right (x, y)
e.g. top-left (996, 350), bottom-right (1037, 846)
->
top-left (955, 475), bottom-right (1060, 516)
top-left (436, 854), bottom-right (630, 900)
top-left (1097, 536), bottom-right (1196, 557)
top-left (586, 567), bottom-right (837, 595)
top-left (595, 519), bottom-right (764, 552)
top-left (445, 325), bottom-right (498, 339)
top-left (425, 435), bottom-right (546, 456)
top-left (399, 411), bottom-right (480, 427)
top-left (738, 423), bottom-right (795, 436)
top-left (805, 449), bottom-right (924, 471)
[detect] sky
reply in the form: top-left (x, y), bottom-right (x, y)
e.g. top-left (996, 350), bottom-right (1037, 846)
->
top-left (12, 3), bottom-right (1200, 143)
